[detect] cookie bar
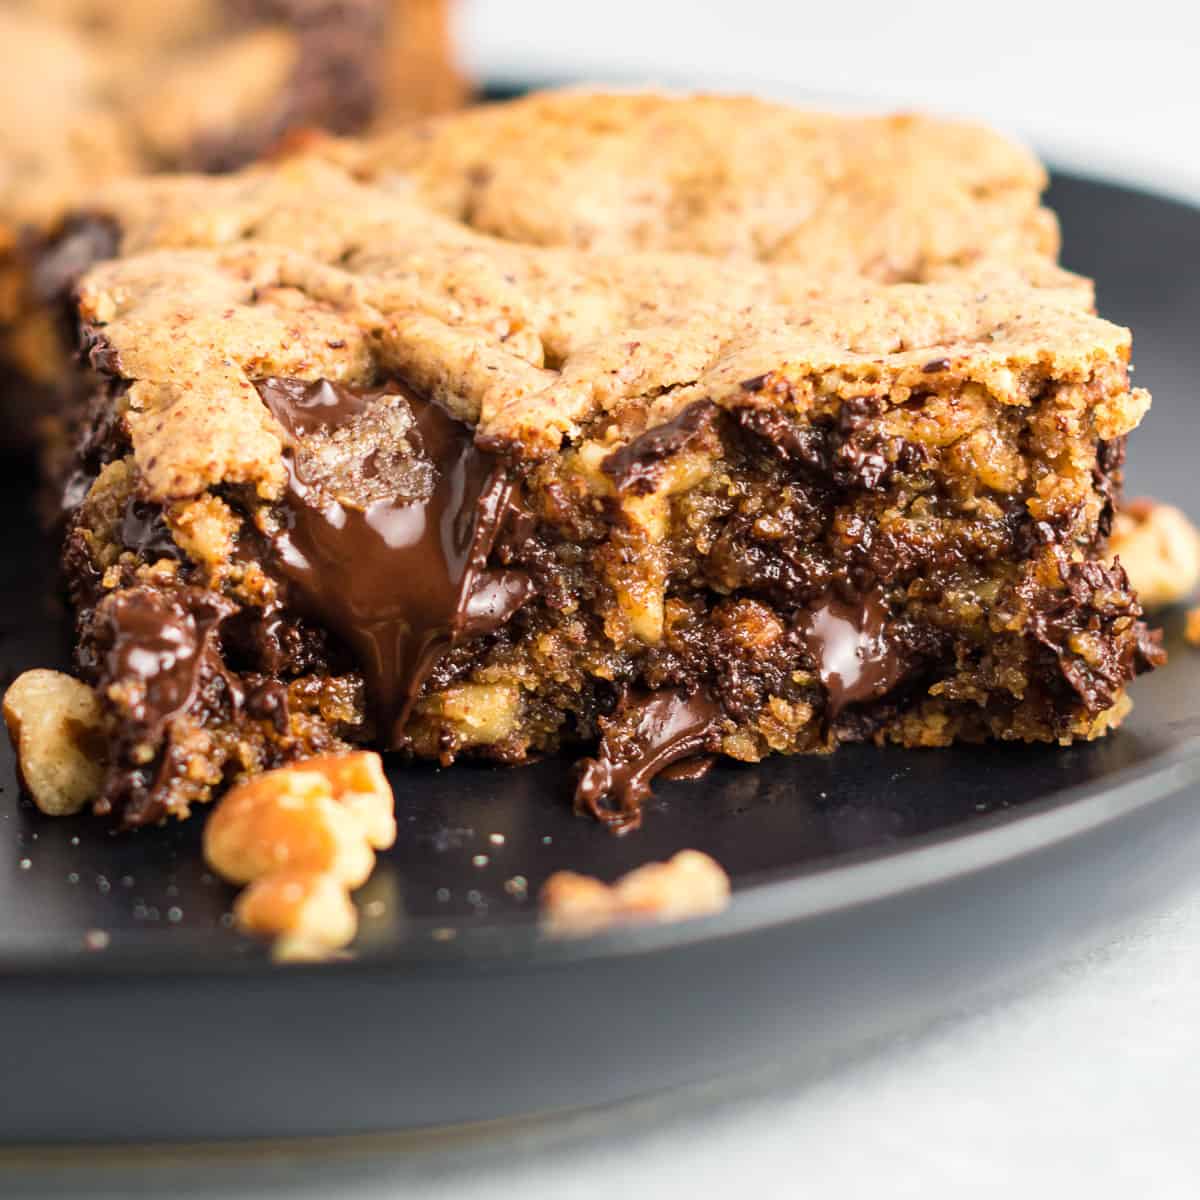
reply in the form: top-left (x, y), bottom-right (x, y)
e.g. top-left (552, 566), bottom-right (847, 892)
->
top-left (43, 147), bottom-right (1160, 831)
top-left (0, 0), bottom-right (464, 439)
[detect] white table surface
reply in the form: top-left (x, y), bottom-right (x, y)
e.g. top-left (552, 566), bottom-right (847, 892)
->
top-left (11, 3), bottom-right (1200, 1195)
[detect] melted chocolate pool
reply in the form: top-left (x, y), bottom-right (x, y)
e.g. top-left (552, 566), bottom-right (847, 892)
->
top-left (256, 378), bottom-right (530, 747)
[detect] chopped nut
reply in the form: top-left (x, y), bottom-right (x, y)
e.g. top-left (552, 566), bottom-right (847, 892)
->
top-left (234, 869), bottom-right (358, 960)
top-left (204, 751), bottom-right (395, 958)
top-left (541, 850), bottom-right (731, 936)
top-left (203, 769), bottom-right (376, 887)
top-left (3, 670), bottom-right (105, 816)
top-left (428, 682), bottom-right (521, 747)
top-left (276, 752), bottom-right (397, 850)
top-left (1108, 498), bottom-right (1200, 608)
top-left (203, 751), bottom-right (395, 887)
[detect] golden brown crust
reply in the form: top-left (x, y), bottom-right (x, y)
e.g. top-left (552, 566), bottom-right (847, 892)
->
top-left (74, 151), bottom-right (1140, 500)
top-left (349, 90), bottom-right (1059, 279)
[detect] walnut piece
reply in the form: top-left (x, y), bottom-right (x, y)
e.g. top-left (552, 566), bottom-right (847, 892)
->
top-left (235, 869), bottom-right (358, 962)
top-left (203, 751), bottom-right (395, 887)
top-left (1109, 498), bottom-right (1200, 608)
top-left (3, 669), bottom-right (105, 816)
top-left (203, 751), bottom-right (395, 957)
top-left (541, 850), bottom-right (731, 936)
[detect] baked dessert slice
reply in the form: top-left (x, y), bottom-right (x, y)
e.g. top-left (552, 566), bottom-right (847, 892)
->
top-left (37, 153), bottom-right (1159, 831)
top-left (0, 0), bottom-right (464, 441)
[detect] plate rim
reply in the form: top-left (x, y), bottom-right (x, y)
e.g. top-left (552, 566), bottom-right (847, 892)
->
top-left (4, 687), bottom-right (1197, 983)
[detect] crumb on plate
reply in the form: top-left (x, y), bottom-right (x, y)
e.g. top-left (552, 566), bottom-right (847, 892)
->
top-left (540, 849), bottom-right (731, 937)
top-left (203, 751), bottom-right (395, 959)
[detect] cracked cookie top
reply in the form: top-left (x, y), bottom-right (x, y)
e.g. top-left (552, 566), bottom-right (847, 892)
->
top-left (339, 89), bottom-right (1061, 282)
top-left (71, 139), bottom-right (1146, 505)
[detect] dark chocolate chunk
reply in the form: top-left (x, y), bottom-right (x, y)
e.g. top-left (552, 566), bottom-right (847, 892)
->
top-left (1019, 550), bottom-right (1166, 716)
top-left (735, 404), bottom-right (829, 475)
top-left (600, 401), bottom-right (718, 496)
top-left (86, 586), bottom-right (246, 827)
top-left (735, 396), bottom-right (926, 492)
top-left (190, 1), bottom-right (387, 170)
top-left (245, 679), bottom-right (290, 734)
top-left (1093, 436), bottom-right (1127, 543)
top-left (256, 377), bottom-right (530, 746)
top-left (97, 589), bottom-right (239, 737)
top-left (830, 397), bottom-right (927, 491)
top-left (574, 688), bottom-right (723, 834)
top-left (797, 591), bottom-right (907, 717)
top-left (119, 499), bottom-right (181, 561)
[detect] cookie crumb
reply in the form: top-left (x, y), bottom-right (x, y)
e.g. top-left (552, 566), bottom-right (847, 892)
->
top-left (540, 850), bottom-right (730, 936)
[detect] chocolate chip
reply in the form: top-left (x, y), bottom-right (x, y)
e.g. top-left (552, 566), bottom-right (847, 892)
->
top-left (600, 401), bottom-right (718, 496)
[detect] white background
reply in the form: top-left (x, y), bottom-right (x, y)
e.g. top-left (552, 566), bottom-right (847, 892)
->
top-left (465, 0), bottom-right (1200, 203)
top-left (12, 2), bottom-right (1200, 1196)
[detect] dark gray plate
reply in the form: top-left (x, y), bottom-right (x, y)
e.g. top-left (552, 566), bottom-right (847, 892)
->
top-left (2, 170), bottom-right (1200, 1145)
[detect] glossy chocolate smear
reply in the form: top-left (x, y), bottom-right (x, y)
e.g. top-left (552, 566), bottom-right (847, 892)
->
top-left (256, 377), bottom-right (531, 747)
top-left (574, 688), bottom-right (723, 835)
top-left (798, 591), bottom-right (907, 718)
top-left (119, 498), bottom-right (182, 561)
top-left (100, 589), bottom-right (239, 735)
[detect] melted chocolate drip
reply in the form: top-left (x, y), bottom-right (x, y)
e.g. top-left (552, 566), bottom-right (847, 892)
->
top-left (658, 755), bottom-right (717, 782)
top-left (256, 377), bottom-right (531, 746)
top-left (91, 586), bottom-right (298, 826)
top-left (797, 592), bottom-right (907, 718)
top-left (102, 590), bottom-right (238, 733)
top-left (574, 689), bottom-right (723, 835)
top-left (244, 679), bottom-right (290, 734)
